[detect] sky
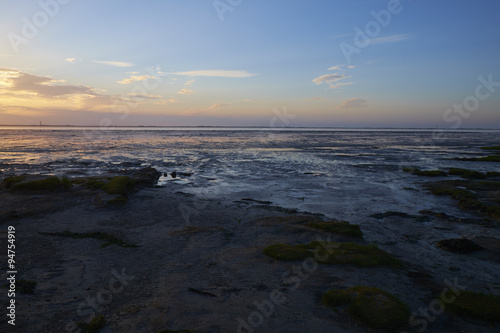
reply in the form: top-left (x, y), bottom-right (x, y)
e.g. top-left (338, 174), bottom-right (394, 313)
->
top-left (0, 0), bottom-right (499, 128)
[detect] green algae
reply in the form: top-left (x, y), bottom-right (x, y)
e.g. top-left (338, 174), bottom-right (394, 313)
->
top-left (446, 291), bottom-right (500, 323)
top-left (264, 242), bottom-right (401, 268)
top-left (322, 286), bottom-right (410, 332)
top-left (10, 176), bottom-right (71, 192)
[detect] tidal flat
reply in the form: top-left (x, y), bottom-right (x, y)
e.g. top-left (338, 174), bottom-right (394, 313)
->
top-left (0, 129), bottom-right (499, 332)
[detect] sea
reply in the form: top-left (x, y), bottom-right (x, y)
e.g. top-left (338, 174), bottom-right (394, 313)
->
top-left (1, 127), bottom-right (499, 220)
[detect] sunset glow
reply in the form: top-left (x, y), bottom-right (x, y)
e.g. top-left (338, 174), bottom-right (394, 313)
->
top-left (1, 1), bottom-right (499, 127)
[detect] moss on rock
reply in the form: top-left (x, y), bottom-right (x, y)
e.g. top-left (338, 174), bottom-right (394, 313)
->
top-left (322, 286), bottom-right (410, 332)
top-left (77, 315), bottom-right (106, 333)
top-left (263, 242), bottom-right (401, 268)
top-left (11, 176), bottom-right (72, 192)
top-left (446, 290), bottom-right (500, 323)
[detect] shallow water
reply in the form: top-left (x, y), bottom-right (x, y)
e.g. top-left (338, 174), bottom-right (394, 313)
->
top-left (1, 128), bottom-right (499, 218)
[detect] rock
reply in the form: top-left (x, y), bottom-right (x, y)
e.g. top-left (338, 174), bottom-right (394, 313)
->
top-left (437, 238), bottom-right (483, 254)
top-left (132, 167), bottom-right (161, 187)
top-left (171, 171), bottom-right (177, 178)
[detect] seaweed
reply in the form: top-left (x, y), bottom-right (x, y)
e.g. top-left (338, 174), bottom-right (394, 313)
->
top-left (2, 175), bottom-right (27, 189)
top-left (322, 286), bottom-right (410, 332)
top-left (10, 176), bottom-right (72, 192)
top-left (305, 221), bottom-right (363, 238)
top-left (263, 242), bottom-right (402, 268)
top-left (77, 315), bottom-right (106, 333)
top-left (445, 291), bottom-right (500, 323)
top-left (448, 168), bottom-right (486, 179)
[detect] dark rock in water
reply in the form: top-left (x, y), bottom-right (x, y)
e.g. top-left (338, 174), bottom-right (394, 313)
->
top-left (179, 172), bottom-right (192, 177)
top-left (438, 238), bottom-right (483, 254)
top-left (132, 167), bottom-right (162, 187)
top-left (163, 173), bottom-right (168, 177)
top-left (171, 171), bottom-right (177, 178)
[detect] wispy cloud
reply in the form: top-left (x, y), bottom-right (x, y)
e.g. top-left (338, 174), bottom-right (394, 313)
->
top-left (65, 58), bottom-right (76, 63)
top-left (155, 98), bottom-right (177, 105)
top-left (338, 98), bottom-right (368, 109)
top-left (328, 32), bottom-right (355, 39)
top-left (177, 88), bottom-right (194, 95)
top-left (304, 96), bottom-right (327, 102)
top-left (313, 74), bottom-right (347, 84)
top-left (185, 79), bottom-right (195, 86)
top-left (369, 34), bottom-right (411, 45)
top-left (93, 60), bottom-right (134, 68)
top-left (126, 93), bottom-right (162, 100)
top-left (209, 102), bottom-right (232, 110)
top-left (330, 82), bottom-right (353, 89)
top-left (328, 65), bottom-right (355, 71)
top-left (117, 74), bottom-right (155, 84)
top-left (171, 70), bottom-right (257, 78)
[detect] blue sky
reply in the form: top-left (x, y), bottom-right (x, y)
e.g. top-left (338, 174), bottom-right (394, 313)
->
top-left (1, 0), bottom-right (499, 127)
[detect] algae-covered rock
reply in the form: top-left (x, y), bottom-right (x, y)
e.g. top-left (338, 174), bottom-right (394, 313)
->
top-left (322, 286), bottom-right (410, 332)
top-left (305, 221), bottom-right (363, 238)
top-left (10, 176), bottom-right (72, 192)
top-left (77, 315), bottom-right (106, 333)
top-left (445, 290), bottom-right (500, 323)
top-left (263, 242), bottom-right (401, 268)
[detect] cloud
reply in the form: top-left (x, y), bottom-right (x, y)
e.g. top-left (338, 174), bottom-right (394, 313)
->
top-left (126, 93), bottom-right (162, 100)
top-left (155, 98), bottom-right (178, 105)
top-left (93, 60), bottom-right (134, 67)
top-left (177, 89), bottom-right (194, 95)
top-left (171, 70), bottom-right (257, 78)
top-left (313, 73), bottom-right (347, 85)
top-left (347, 66), bottom-right (356, 69)
top-left (65, 58), bottom-right (76, 63)
top-left (0, 68), bottom-right (97, 98)
top-left (327, 66), bottom-right (342, 71)
top-left (329, 82), bottom-right (353, 89)
top-left (304, 96), bottom-right (327, 102)
top-left (209, 102), bottom-right (232, 110)
top-left (117, 74), bottom-right (155, 84)
top-left (185, 79), bottom-right (195, 86)
top-left (338, 98), bottom-right (368, 109)
top-left (369, 34), bottom-right (411, 45)
top-left (0, 68), bottom-right (120, 112)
